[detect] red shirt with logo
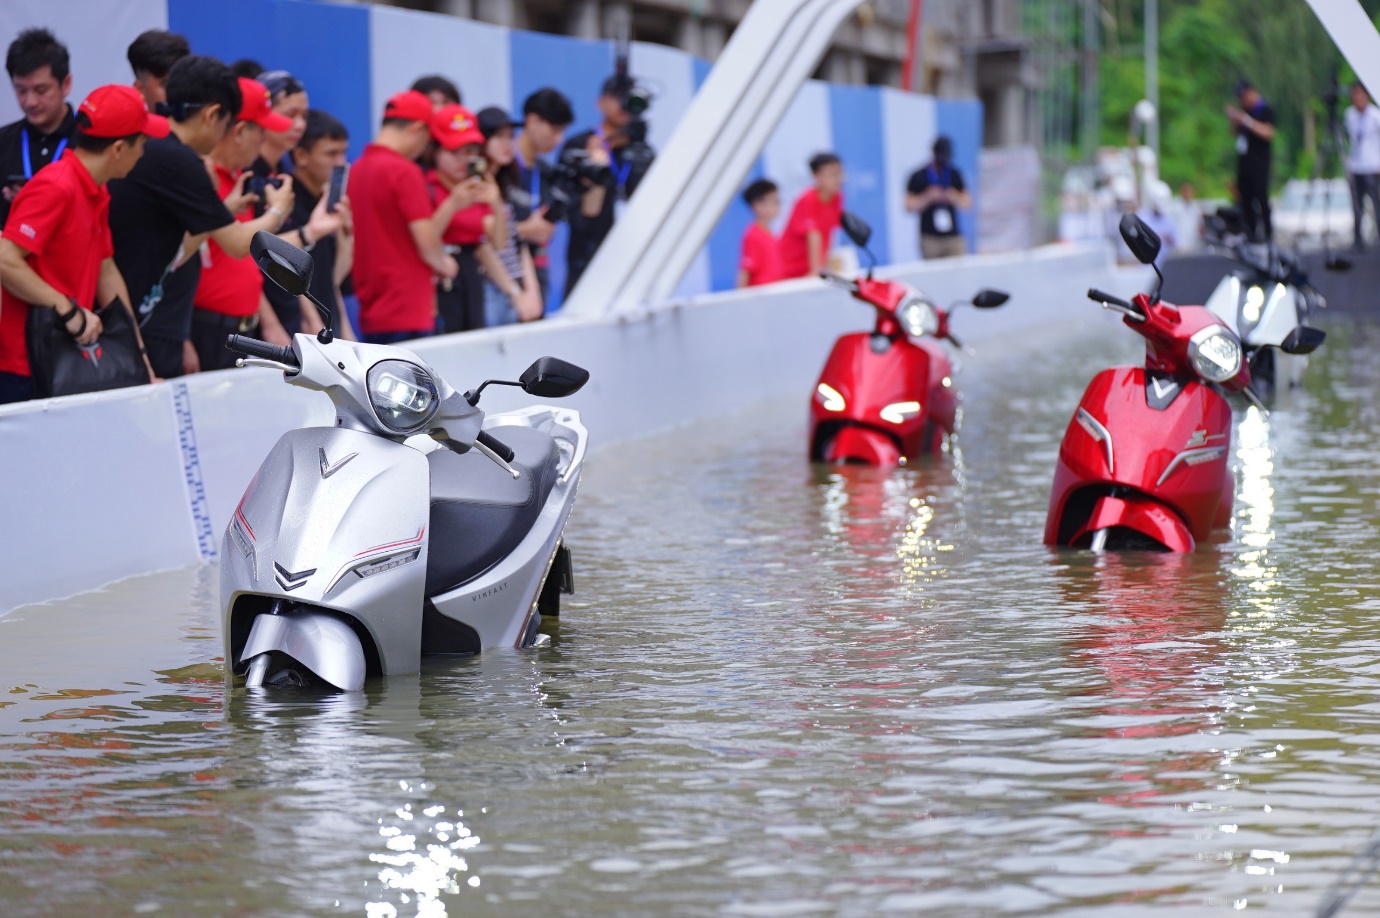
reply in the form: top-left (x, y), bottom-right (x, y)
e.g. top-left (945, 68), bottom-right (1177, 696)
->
top-left (778, 187), bottom-right (843, 279)
top-left (192, 162), bottom-right (260, 318)
top-left (351, 143), bottom-right (436, 335)
top-left (426, 171), bottom-right (493, 246)
top-left (739, 223), bottom-right (783, 287)
top-left (0, 151), bottom-right (113, 377)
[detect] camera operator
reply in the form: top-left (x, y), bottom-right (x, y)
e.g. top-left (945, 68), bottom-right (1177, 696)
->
top-left (511, 88), bottom-right (573, 299)
top-left (560, 73), bottom-right (655, 297)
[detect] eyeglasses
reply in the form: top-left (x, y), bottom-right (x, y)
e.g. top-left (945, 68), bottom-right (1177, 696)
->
top-left (258, 70), bottom-right (304, 99)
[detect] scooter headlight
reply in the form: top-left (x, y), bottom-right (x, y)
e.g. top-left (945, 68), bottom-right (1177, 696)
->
top-left (1187, 326), bottom-right (1243, 383)
top-left (895, 295), bottom-right (939, 338)
top-left (1240, 284), bottom-right (1266, 328)
top-left (367, 360), bottom-right (440, 434)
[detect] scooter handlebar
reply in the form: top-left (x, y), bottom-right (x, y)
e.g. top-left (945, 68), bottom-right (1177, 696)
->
top-left (1087, 288), bottom-right (1134, 312)
top-left (226, 334), bottom-right (299, 368)
top-left (476, 429), bottom-right (515, 464)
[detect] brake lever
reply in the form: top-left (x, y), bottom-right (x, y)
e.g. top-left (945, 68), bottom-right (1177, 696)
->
top-left (1241, 384), bottom-right (1270, 416)
top-left (472, 437), bottom-right (521, 480)
top-left (236, 357), bottom-right (297, 373)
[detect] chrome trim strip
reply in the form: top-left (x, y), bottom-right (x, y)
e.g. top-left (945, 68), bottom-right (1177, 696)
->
top-left (1155, 445), bottom-right (1227, 488)
top-left (1076, 407), bottom-right (1114, 475)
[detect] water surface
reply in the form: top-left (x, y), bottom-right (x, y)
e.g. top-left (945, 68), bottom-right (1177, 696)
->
top-left (4, 319), bottom-right (1380, 916)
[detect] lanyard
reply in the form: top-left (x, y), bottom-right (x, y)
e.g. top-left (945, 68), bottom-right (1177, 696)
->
top-left (597, 127), bottom-right (633, 190)
top-left (515, 149), bottom-right (543, 203)
top-left (928, 164), bottom-right (951, 188)
top-left (21, 128), bottom-right (66, 179)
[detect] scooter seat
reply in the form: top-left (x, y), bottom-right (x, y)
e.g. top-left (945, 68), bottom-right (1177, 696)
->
top-left (425, 426), bottom-right (561, 595)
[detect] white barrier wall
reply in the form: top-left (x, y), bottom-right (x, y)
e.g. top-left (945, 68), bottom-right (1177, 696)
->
top-left (0, 244), bottom-right (1137, 614)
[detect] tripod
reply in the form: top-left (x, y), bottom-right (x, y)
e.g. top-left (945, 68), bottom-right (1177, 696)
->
top-left (1303, 75), bottom-right (1358, 259)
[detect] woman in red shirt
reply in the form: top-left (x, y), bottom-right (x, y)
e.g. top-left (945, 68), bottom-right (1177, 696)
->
top-left (426, 104), bottom-right (504, 333)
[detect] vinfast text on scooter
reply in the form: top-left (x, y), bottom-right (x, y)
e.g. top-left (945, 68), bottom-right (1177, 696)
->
top-left (809, 211), bottom-right (1008, 465)
top-left (1045, 214), bottom-right (1323, 553)
top-left (221, 232), bottom-right (591, 691)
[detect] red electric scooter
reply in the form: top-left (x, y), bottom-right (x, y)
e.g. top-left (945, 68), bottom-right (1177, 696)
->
top-left (1045, 213), bottom-right (1324, 552)
top-left (810, 212), bottom-right (1009, 465)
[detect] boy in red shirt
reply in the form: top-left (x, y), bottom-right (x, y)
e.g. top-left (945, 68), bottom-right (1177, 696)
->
top-left (737, 178), bottom-right (782, 288)
top-left (350, 90), bottom-right (460, 344)
top-left (191, 77), bottom-right (295, 371)
top-left (778, 153), bottom-right (845, 279)
top-left (0, 84), bottom-right (165, 402)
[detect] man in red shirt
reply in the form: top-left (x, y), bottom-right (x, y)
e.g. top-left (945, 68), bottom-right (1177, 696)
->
top-left (350, 90), bottom-right (460, 344)
top-left (0, 84), bottom-right (166, 403)
top-left (737, 178), bottom-right (783, 287)
top-left (778, 153), bottom-right (844, 279)
top-left (191, 77), bottom-right (296, 371)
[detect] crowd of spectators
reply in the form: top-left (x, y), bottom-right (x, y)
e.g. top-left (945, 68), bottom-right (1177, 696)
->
top-left (0, 26), bottom-right (655, 404)
top-left (735, 136), bottom-right (972, 289)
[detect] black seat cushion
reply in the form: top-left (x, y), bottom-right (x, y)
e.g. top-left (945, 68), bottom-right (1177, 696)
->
top-left (425, 426), bottom-right (561, 595)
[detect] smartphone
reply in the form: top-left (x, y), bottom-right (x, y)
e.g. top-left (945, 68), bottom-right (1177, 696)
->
top-left (467, 157), bottom-right (487, 180)
top-left (326, 163), bottom-right (347, 213)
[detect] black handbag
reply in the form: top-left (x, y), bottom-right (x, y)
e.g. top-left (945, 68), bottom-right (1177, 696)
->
top-left (26, 297), bottom-right (149, 398)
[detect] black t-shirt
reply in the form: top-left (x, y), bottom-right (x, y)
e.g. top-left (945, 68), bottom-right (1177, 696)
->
top-left (562, 129), bottom-right (654, 274)
top-left (108, 134), bottom-right (234, 341)
top-left (907, 162), bottom-right (965, 237)
top-left (265, 174), bottom-right (343, 336)
top-left (510, 154), bottom-right (554, 262)
top-left (0, 105), bottom-right (77, 228)
top-left (1237, 101), bottom-right (1275, 182)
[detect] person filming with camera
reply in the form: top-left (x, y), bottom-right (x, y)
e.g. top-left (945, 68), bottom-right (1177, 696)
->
top-left (561, 69), bottom-right (656, 297)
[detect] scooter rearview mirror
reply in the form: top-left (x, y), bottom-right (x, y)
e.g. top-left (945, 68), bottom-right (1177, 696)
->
top-left (519, 357), bottom-right (590, 398)
top-left (972, 289), bottom-right (1010, 309)
top-left (1280, 325), bottom-right (1326, 355)
top-left (252, 230), bottom-right (314, 296)
top-left (840, 211), bottom-right (872, 249)
top-left (1118, 212), bottom-right (1162, 266)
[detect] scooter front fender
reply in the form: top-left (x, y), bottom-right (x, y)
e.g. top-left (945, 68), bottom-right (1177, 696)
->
top-left (824, 425), bottom-right (903, 466)
top-left (222, 427), bottom-right (430, 680)
top-left (241, 608), bottom-right (366, 691)
top-left (1069, 493), bottom-right (1196, 552)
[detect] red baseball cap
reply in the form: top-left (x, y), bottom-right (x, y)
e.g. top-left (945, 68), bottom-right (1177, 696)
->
top-left (431, 104), bottom-right (484, 151)
top-left (384, 89), bottom-right (434, 124)
top-left (236, 78), bottom-right (293, 132)
top-left (77, 84), bottom-right (169, 139)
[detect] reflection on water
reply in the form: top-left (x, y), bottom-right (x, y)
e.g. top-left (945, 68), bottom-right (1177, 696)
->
top-left (8, 321), bottom-right (1380, 914)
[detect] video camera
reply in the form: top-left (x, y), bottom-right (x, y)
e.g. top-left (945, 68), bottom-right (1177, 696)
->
top-left (545, 147), bottom-right (610, 222)
top-left (609, 40), bottom-right (654, 167)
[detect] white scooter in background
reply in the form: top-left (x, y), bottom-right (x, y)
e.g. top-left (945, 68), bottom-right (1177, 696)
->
top-left (1204, 242), bottom-right (1332, 398)
top-left (221, 233), bottom-right (590, 691)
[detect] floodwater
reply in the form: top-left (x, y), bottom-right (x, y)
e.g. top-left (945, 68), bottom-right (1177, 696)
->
top-left (5, 317), bottom-right (1380, 916)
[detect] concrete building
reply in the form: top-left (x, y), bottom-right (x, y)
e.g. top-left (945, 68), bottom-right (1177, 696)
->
top-left (368, 0), bottom-right (1034, 140)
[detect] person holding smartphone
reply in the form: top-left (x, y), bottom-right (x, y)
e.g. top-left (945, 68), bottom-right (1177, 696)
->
top-left (278, 109), bottom-right (356, 340)
top-left (425, 104), bottom-right (503, 334)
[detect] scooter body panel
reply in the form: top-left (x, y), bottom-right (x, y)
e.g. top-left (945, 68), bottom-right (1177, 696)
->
top-left (428, 406), bottom-right (587, 649)
top-left (222, 426), bottom-right (430, 677)
top-left (810, 332), bottom-right (954, 463)
top-left (1045, 366), bottom-right (1233, 549)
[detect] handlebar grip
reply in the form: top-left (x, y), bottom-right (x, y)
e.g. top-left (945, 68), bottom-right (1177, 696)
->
top-left (225, 334), bottom-right (298, 367)
top-left (477, 430), bottom-right (515, 464)
top-left (1087, 288), bottom-right (1134, 311)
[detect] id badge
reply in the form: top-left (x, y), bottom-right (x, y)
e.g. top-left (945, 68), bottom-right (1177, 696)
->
top-left (1236, 134), bottom-right (1248, 156)
top-left (614, 197), bottom-right (627, 222)
top-left (932, 208), bottom-right (954, 234)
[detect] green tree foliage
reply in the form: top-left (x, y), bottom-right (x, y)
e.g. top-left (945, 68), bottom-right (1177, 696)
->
top-left (1100, 0), bottom-right (1380, 196)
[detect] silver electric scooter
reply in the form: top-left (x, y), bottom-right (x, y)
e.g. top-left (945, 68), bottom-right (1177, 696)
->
top-left (221, 233), bottom-right (590, 691)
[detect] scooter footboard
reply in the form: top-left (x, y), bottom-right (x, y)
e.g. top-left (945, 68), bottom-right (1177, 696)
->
top-left (1067, 492), bottom-right (1196, 552)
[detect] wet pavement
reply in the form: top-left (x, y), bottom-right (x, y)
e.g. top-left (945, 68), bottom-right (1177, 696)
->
top-left (4, 315), bottom-right (1380, 915)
